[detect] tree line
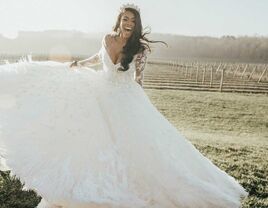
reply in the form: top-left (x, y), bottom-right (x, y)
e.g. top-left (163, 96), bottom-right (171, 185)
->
top-left (0, 31), bottom-right (268, 63)
top-left (149, 34), bottom-right (268, 63)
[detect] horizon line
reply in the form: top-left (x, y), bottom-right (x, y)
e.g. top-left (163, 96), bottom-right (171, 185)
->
top-left (1, 29), bottom-right (268, 40)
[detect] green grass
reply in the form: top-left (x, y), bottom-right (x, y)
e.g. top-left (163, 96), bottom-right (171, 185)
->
top-left (0, 171), bottom-right (41, 208)
top-left (0, 89), bottom-right (267, 207)
top-left (145, 89), bottom-right (268, 207)
top-left (145, 89), bottom-right (268, 146)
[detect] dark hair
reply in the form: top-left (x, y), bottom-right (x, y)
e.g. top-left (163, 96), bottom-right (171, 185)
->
top-left (113, 8), bottom-right (167, 71)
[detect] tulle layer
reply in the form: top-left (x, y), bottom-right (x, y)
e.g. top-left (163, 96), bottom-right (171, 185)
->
top-left (0, 61), bottom-right (248, 208)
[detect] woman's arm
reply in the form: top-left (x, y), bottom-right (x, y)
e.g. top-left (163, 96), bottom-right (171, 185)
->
top-left (70, 53), bottom-right (101, 68)
top-left (135, 50), bottom-right (148, 87)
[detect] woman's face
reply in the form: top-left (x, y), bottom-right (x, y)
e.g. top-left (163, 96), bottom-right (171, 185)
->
top-left (119, 10), bottom-right (136, 39)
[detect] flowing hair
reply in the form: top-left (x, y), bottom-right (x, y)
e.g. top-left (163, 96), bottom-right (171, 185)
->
top-left (113, 8), bottom-right (167, 71)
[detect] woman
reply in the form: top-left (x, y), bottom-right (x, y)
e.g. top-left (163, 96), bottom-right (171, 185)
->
top-left (0, 4), bottom-right (248, 208)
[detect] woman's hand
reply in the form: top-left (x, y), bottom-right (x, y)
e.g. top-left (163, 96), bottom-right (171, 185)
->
top-left (70, 60), bottom-right (81, 68)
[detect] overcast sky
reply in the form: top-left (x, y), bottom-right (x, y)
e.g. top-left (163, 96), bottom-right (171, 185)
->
top-left (0, 0), bottom-right (267, 39)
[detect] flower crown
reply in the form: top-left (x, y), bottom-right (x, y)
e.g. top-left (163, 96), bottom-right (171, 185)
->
top-left (120, 3), bottom-right (140, 14)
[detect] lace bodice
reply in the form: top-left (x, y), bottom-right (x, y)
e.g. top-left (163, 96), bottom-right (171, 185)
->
top-left (78, 35), bottom-right (147, 86)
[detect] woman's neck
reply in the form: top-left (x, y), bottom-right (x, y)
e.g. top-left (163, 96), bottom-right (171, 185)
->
top-left (117, 33), bottom-right (128, 44)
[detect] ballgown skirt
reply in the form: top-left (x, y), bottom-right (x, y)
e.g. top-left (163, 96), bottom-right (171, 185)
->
top-left (0, 61), bottom-right (248, 208)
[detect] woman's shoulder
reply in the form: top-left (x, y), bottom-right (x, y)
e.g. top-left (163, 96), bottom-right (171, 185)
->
top-left (102, 32), bottom-right (117, 46)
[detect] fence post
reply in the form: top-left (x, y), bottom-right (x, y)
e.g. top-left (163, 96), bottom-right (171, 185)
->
top-left (233, 64), bottom-right (240, 77)
top-left (190, 62), bottom-right (193, 79)
top-left (216, 63), bottom-right (221, 74)
top-left (241, 64), bottom-right (248, 79)
top-left (219, 68), bottom-right (225, 92)
top-left (258, 65), bottom-right (267, 83)
top-left (210, 66), bottom-right (213, 87)
top-left (248, 65), bottom-right (257, 80)
top-left (202, 65), bottom-right (206, 84)
top-left (196, 65), bottom-right (199, 83)
top-left (184, 63), bottom-right (188, 78)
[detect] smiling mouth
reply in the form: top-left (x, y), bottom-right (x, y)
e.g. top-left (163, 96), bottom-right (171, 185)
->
top-left (124, 27), bottom-right (133, 32)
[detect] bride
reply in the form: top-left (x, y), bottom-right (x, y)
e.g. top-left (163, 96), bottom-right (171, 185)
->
top-left (0, 3), bottom-right (248, 208)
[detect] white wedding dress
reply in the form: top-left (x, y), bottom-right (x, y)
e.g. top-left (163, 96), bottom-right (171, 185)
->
top-left (0, 37), bottom-right (248, 208)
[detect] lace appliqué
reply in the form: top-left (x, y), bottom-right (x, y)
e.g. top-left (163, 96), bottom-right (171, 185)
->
top-left (135, 50), bottom-right (147, 87)
top-left (78, 53), bottom-right (101, 67)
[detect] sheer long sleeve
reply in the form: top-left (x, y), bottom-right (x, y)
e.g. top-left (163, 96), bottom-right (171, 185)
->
top-left (135, 50), bottom-right (148, 87)
top-left (77, 52), bottom-right (102, 67)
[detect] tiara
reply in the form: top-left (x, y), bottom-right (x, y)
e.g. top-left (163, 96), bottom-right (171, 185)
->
top-left (120, 3), bottom-right (140, 14)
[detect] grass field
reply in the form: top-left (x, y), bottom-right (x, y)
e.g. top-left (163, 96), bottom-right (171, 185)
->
top-left (145, 89), bottom-right (268, 208)
top-left (0, 87), bottom-right (267, 207)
